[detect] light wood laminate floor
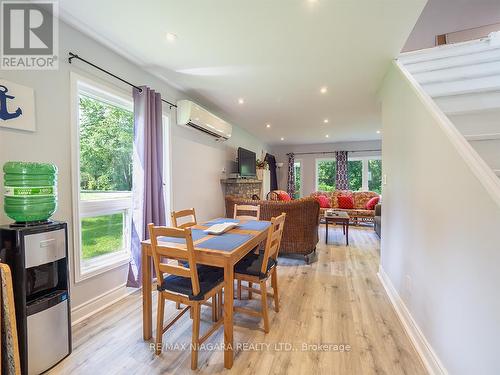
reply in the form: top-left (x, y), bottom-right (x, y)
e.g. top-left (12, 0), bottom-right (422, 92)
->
top-left (49, 225), bottom-right (427, 375)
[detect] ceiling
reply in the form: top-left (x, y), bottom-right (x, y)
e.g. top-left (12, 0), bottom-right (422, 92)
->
top-left (58, 0), bottom-right (426, 145)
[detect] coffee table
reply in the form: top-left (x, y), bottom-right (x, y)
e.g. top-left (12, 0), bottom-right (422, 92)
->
top-left (325, 211), bottom-right (350, 245)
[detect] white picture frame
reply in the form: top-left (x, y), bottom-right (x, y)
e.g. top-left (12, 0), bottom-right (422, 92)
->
top-left (0, 79), bottom-right (35, 132)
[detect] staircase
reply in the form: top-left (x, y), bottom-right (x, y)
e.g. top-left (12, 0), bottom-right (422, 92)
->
top-left (399, 32), bottom-right (500, 179)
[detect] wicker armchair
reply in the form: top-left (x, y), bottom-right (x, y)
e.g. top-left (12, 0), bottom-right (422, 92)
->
top-left (225, 196), bottom-right (320, 262)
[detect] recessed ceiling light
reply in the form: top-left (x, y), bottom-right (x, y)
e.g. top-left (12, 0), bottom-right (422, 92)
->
top-left (238, 98), bottom-right (244, 104)
top-left (325, 134), bottom-right (329, 138)
top-left (376, 130), bottom-right (381, 134)
top-left (323, 118), bottom-right (329, 123)
top-left (266, 123), bottom-right (271, 128)
top-left (320, 86), bottom-right (328, 94)
top-left (280, 137), bottom-right (284, 141)
top-left (166, 32), bottom-right (177, 42)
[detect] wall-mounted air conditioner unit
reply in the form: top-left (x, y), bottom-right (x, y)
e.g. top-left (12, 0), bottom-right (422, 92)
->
top-left (176, 100), bottom-right (232, 141)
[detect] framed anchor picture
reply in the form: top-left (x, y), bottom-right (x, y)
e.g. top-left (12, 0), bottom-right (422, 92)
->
top-left (0, 79), bottom-right (36, 132)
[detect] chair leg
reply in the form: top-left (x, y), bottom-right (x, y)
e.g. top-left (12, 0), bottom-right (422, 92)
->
top-left (237, 280), bottom-right (242, 300)
top-left (218, 289), bottom-right (223, 319)
top-left (271, 268), bottom-right (279, 313)
top-left (211, 295), bottom-right (217, 322)
top-left (248, 282), bottom-right (253, 299)
top-left (191, 303), bottom-right (201, 370)
top-left (176, 261), bottom-right (184, 310)
top-left (155, 294), bottom-right (165, 355)
top-left (260, 280), bottom-right (270, 333)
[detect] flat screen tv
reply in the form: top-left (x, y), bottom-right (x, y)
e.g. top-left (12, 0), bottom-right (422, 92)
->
top-left (237, 147), bottom-right (256, 177)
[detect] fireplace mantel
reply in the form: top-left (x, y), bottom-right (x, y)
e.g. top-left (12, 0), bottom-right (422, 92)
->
top-left (221, 178), bottom-right (262, 198)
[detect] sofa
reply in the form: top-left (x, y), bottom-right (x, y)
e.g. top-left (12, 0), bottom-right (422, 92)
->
top-left (225, 196), bottom-right (319, 262)
top-left (374, 203), bottom-right (381, 237)
top-left (310, 190), bottom-right (379, 223)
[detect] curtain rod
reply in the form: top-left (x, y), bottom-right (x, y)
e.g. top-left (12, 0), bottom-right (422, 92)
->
top-left (288, 149), bottom-right (381, 156)
top-left (68, 52), bottom-right (178, 109)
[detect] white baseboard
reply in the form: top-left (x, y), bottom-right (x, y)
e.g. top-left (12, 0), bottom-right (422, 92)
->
top-left (71, 283), bottom-right (136, 325)
top-left (378, 267), bottom-right (448, 375)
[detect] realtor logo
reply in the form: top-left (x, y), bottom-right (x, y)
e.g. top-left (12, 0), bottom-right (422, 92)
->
top-left (1, 1), bottom-right (58, 70)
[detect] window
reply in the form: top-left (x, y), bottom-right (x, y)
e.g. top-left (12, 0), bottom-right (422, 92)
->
top-left (368, 159), bottom-right (382, 194)
top-left (315, 156), bottom-right (382, 193)
top-left (71, 75), bottom-right (134, 281)
top-left (348, 160), bottom-right (362, 191)
top-left (316, 159), bottom-right (336, 191)
top-left (293, 160), bottom-right (302, 199)
top-left (348, 156), bottom-right (382, 192)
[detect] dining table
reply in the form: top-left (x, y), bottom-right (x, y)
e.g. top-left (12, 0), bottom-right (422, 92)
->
top-left (141, 217), bottom-right (271, 369)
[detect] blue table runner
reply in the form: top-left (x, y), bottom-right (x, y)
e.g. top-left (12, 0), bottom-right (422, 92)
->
top-left (156, 219), bottom-right (269, 251)
top-left (203, 218), bottom-right (271, 231)
top-left (158, 229), bottom-right (206, 244)
top-left (237, 220), bottom-right (271, 231)
top-left (197, 232), bottom-right (253, 252)
top-left (203, 218), bottom-right (239, 226)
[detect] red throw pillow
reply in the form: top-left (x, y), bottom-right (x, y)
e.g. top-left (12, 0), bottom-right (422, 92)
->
top-left (365, 196), bottom-right (380, 210)
top-left (277, 191), bottom-right (292, 201)
top-left (337, 195), bottom-right (354, 209)
top-left (315, 195), bottom-right (331, 208)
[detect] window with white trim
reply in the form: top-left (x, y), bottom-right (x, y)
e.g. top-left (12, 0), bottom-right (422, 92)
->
top-left (293, 160), bottom-right (302, 199)
top-left (315, 158), bottom-right (336, 192)
top-left (315, 156), bottom-right (381, 193)
top-left (348, 156), bottom-right (382, 193)
top-left (71, 76), bottom-right (134, 281)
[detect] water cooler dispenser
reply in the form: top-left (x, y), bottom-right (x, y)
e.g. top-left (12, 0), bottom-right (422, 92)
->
top-left (1, 162), bottom-right (71, 374)
top-left (0, 221), bottom-right (72, 375)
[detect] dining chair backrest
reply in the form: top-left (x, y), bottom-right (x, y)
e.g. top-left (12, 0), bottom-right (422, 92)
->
top-left (147, 224), bottom-right (200, 295)
top-left (260, 213), bottom-right (286, 274)
top-left (233, 204), bottom-right (260, 221)
top-left (171, 208), bottom-right (197, 229)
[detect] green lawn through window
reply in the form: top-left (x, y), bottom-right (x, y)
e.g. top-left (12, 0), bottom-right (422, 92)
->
top-left (81, 213), bottom-right (124, 259)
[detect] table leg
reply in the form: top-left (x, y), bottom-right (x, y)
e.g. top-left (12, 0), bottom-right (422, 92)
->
top-left (345, 221), bottom-right (349, 246)
top-left (325, 220), bottom-right (329, 244)
top-left (224, 262), bottom-right (234, 368)
top-left (142, 245), bottom-right (152, 340)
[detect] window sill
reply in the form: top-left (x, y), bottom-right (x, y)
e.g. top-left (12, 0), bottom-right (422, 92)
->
top-left (75, 250), bottom-right (130, 283)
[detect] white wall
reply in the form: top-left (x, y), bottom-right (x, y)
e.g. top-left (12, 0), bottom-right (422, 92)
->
top-left (0, 20), bottom-right (267, 319)
top-left (403, 0), bottom-right (500, 51)
top-left (380, 63), bottom-right (500, 374)
top-left (270, 141), bottom-right (381, 196)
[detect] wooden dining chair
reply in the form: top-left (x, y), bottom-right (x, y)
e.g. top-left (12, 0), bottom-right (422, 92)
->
top-left (233, 213), bottom-right (286, 333)
top-left (233, 204), bottom-right (260, 221)
top-left (171, 208), bottom-right (197, 229)
top-left (148, 224), bottom-right (224, 370)
top-left (233, 204), bottom-right (260, 299)
top-left (170, 208), bottom-right (211, 311)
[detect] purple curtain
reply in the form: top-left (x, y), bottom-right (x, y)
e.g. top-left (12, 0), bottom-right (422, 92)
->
top-left (335, 151), bottom-right (349, 190)
top-left (127, 86), bottom-right (166, 287)
top-left (287, 153), bottom-right (295, 197)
